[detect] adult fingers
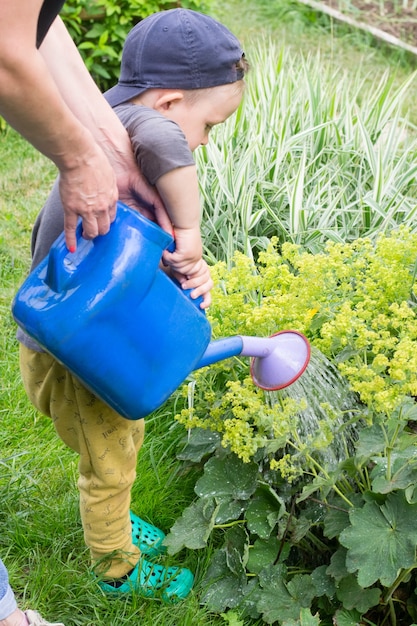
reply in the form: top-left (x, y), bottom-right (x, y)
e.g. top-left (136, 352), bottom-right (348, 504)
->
top-left (63, 201), bottom-right (117, 250)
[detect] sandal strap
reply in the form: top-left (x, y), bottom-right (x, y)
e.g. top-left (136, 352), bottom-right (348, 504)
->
top-left (130, 510), bottom-right (166, 557)
top-left (98, 556), bottom-right (194, 603)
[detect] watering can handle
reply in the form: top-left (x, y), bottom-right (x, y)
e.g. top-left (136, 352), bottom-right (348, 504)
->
top-left (45, 221), bottom-right (88, 293)
top-left (168, 275), bottom-right (205, 312)
top-left (45, 220), bottom-right (204, 309)
top-left (164, 239), bottom-right (204, 311)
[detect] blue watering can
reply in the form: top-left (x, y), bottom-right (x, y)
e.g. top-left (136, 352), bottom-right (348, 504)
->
top-left (12, 202), bottom-right (310, 420)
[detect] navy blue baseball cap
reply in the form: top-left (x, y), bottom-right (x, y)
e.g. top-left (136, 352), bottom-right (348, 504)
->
top-left (104, 8), bottom-right (245, 107)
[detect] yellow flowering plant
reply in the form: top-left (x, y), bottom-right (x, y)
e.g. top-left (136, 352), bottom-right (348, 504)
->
top-left (166, 228), bottom-right (417, 625)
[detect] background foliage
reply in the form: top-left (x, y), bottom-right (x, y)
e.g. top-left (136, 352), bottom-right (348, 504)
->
top-left (61, 0), bottom-right (214, 90)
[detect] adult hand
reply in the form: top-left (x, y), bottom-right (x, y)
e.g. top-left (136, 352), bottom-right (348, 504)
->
top-left (59, 140), bottom-right (171, 251)
top-left (42, 17), bottom-right (172, 247)
top-left (117, 162), bottom-right (173, 235)
top-left (58, 141), bottom-right (118, 251)
top-left (0, 5), bottom-right (171, 252)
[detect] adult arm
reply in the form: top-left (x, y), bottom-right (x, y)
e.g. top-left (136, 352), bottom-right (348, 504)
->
top-left (0, 2), bottom-right (168, 249)
top-left (39, 17), bottom-right (171, 232)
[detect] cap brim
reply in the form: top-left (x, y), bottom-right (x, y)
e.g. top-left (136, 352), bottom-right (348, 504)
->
top-left (103, 83), bottom-right (148, 107)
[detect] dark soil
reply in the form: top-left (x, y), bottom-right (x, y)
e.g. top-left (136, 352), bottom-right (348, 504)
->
top-left (323, 0), bottom-right (417, 46)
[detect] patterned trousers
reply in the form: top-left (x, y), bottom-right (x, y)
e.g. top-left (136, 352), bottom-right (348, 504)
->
top-left (19, 344), bottom-right (145, 579)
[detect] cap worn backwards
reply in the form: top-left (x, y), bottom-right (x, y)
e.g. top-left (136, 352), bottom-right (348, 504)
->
top-left (104, 8), bottom-right (244, 107)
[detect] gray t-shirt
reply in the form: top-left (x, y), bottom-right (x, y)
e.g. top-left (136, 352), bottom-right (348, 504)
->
top-left (17, 104), bottom-right (195, 351)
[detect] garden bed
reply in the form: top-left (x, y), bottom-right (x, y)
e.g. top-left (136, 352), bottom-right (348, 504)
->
top-left (297, 0), bottom-right (417, 55)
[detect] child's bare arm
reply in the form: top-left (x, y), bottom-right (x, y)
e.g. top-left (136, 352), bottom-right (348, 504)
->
top-left (157, 165), bottom-right (202, 268)
top-left (156, 165), bottom-right (213, 307)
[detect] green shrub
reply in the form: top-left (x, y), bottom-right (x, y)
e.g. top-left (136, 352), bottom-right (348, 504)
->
top-left (0, 0), bottom-right (214, 131)
top-left (61, 0), bottom-right (214, 91)
top-left (167, 229), bottom-right (417, 625)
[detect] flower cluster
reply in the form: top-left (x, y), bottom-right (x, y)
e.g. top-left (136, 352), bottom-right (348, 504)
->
top-left (175, 228), bottom-right (417, 470)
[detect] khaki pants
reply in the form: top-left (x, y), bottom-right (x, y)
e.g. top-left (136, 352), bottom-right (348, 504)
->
top-left (19, 344), bottom-right (145, 579)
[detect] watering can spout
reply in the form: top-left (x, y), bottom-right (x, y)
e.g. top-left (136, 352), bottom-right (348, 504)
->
top-left (196, 331), bottom-right (311, 391)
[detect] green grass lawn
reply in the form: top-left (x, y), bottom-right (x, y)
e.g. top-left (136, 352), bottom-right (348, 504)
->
top-left (1, 1), bottom-right (417, 624)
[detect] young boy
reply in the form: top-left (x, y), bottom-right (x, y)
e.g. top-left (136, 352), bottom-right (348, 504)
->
top-left (17, 8), bottom-right (248, 603)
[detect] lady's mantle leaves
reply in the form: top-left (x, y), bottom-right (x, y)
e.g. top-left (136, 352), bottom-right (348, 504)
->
top-left (163, 497), bottom-right (219, 554)
top-left (200, 526), bottom-right (249, 612)
top-left (246, 485), bottom-right (285, 539)
top-left (335, 574), bottom-right (381, 613)
top-left (195, 454), bottom-right (258, 500)
top-left (339, 492), bottom-right (417, 587)
top-left (281, 608), bottom-right (321, 626)
top-left (256, 565), bottom-right (316, 624)
top-left (177, 427), bottom-right (221, 462)
top-left (164, 453), bottom-right (258, 554)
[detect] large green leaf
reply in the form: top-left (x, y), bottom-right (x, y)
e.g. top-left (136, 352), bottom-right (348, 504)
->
top-left (256, 565), bottom-right (299, 624)
top-left (290, 515), bottom-right (313, 543)
top-left (247, 536), bottom-right (290, 575)
top-left (370, 450), bottom-right (417, 494)
top-left (323, 506), bottom-right (350, 540)
top-left (163, 497), bottom-right (218, 554)
top-left (405, 484), bottom-right (417, 504)
top-left (339, 492), bottom-right (417, 586)
top-left (246, 486), bottom-right (285, 539)
top-left (195, 454), bottom-right (258, 500)
top-left (323, 495), bottom-right (364, 539)
top-left (287, 575), bottom-right (317, 608)
top-left (354, 424), bottom-right (387, 460)
top-left (281, 608), bottom-right (321, 626)
top-left (176, 427), bottom-right (221, 462)
top-left (257, 565), bottom-right (315, 624)
top-left (326, 547), bottom-right (349, 581)
top-left (215, 499), bottom-right (246, 524)
top-left (310, 565), bottom-right (336, 598)
top-left (224, 526), bottom-right (249, 574)
top-left (336, 574), bottom-right (381, 613)
top-left (240, 578), bottom-right (263, 620)
top-left (200, 548), bottom-right (247, 612)
top-left (333, 608), bottom-right (362, 626)
top-left (397, 399), bottom-right (417, 422)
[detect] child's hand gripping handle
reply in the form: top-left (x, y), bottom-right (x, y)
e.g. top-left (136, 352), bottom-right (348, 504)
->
top-left (165, 239), bottom-right (205, 311)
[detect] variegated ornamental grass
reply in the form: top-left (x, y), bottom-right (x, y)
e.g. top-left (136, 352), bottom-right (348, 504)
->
top-left (198, 41), bottom-right (417, 261)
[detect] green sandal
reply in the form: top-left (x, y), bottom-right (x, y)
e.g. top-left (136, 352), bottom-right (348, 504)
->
top-left (130, 510), bottom-right (166, 557)
top-left (98, 557), bottom-right (194, 603)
